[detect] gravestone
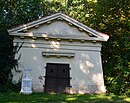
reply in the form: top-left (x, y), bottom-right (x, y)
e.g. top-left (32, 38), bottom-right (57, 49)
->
top-left (20, 67), bottom-right (32, 94)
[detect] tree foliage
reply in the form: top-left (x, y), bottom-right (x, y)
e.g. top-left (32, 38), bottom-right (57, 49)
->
top-left (0, 23), bottom-right (23, 92)
top-left (0, 0), bottom-right (129, 95)
top-left (92, 0), bottom-right (130, 95)
top-left (0, 24), bottom-right (16, 92)
top-left (0, 24), bottom-right (12, 84)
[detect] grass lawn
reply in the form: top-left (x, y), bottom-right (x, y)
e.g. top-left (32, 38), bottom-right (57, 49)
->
top-left (0, 93), bottom-right (130, 103)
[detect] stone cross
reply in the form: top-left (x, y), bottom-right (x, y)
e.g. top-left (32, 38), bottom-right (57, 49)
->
top-left (25, 67), bottom-right (30, 79)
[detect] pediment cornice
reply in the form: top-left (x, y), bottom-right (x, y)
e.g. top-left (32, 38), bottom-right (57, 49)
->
top-left (8, 13), bottom-right (109, 41)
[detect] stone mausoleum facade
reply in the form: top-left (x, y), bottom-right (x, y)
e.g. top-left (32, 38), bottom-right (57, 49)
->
top-left (8, 13), bottom-right (109, 94)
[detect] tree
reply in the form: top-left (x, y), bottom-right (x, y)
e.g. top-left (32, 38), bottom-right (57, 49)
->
top-left (0, 0), bottom-right (45, 29)
top-left (0, 24), bottom-right (10, 84)
top-left (0, 23), bottom-right (23, 92)
top-left (89, 0), bottom-right (130, 95)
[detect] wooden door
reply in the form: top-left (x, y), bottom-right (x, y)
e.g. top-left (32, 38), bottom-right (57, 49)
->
top-left (44, 63), bottom-right (70, 93)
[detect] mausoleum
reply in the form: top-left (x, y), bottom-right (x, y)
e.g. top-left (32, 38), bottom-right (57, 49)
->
top-left (8, 13), bottom-right (109, 94)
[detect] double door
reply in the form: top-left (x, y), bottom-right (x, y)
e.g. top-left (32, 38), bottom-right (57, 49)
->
top-left (44, 63), bottom-right (70, 93)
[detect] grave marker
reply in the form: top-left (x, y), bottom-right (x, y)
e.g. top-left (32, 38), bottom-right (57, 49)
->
top-left (20, 67), bottom-right (32, 94)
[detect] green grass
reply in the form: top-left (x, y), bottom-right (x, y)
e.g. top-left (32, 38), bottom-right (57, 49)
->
top-left (0, 93), bottom-right (130, 103)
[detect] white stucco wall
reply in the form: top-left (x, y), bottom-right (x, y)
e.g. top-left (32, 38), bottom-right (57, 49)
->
top-left (12, 37), bottom-right (106, 94)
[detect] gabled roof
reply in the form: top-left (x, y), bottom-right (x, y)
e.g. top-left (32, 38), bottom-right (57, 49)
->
top-left (8, 12), bottom-right (109, 41)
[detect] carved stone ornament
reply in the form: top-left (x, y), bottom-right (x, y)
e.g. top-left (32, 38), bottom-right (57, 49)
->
top-left (20, 67), bottom-right (32, 94)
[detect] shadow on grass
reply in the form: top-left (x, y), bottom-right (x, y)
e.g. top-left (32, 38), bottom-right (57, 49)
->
top-left (0, 93), bottom-right (130, 103)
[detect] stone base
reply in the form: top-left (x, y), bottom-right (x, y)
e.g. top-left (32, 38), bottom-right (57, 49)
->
top-left (20, 90), bottom-right (32, 94)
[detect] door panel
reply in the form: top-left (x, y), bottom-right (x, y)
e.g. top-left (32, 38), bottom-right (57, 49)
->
top-left (46, 64), bottom-right (58, 77)
top-left (58, 64), bottom-right (69, 77)
top-left (44, 77), bottom-right (58, 93)
top-left (44, 63), bottom-right (70, 93)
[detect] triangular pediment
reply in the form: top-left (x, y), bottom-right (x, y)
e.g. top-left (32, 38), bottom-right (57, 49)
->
top-left (22, 20), bottom-right (91, 38)
top-left (8, 13), bottom-right (109, 41)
